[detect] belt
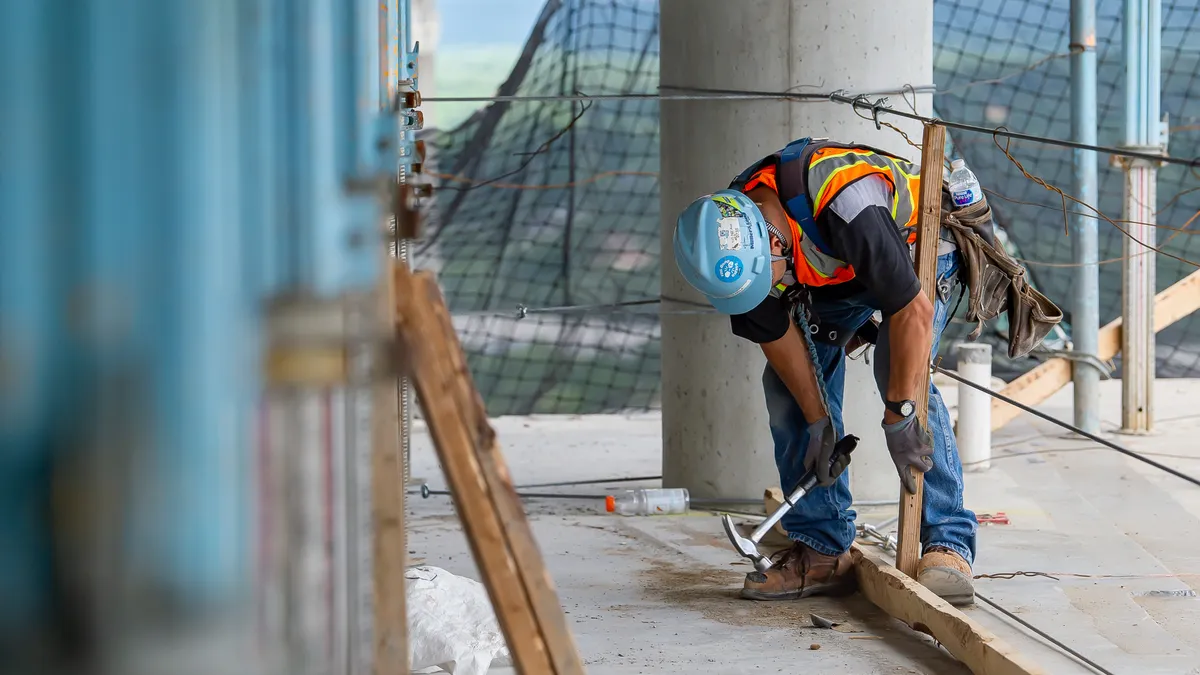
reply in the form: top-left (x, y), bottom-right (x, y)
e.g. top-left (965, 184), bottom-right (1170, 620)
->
top-left (794, 311), bottom-right (875, 350)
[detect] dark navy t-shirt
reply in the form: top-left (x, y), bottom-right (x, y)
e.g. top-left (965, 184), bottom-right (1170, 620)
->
top-left (729, 176), bottom-right (922, 344)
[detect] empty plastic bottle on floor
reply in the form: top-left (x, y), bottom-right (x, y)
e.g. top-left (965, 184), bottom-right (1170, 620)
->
top-left (948, 158), bottom-right (983, 208)
top-left (605, 488), bottom-right (690, 516)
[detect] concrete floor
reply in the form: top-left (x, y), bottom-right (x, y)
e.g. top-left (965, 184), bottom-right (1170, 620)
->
top-left (406, 379), bottom-right (1200, 674)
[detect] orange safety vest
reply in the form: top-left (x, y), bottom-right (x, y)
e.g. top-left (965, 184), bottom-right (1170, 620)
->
top-left (729, 138), bottom-right (922, 288)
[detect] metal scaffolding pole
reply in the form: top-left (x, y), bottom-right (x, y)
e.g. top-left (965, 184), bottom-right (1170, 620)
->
top-left (1119, 0), bottom-right (1162, 433)
top-left (1070, 0), bottom-right (1101, 434)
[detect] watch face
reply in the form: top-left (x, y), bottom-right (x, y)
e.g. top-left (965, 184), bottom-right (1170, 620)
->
top-left (901, 401), bottom-right (915, 417)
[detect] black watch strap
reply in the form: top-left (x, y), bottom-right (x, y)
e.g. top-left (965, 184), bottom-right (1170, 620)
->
top-left (885, 399), bottom-right (916, 418)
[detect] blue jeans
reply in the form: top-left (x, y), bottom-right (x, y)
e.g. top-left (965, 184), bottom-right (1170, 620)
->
top-left (763, 252), bottom-right (978, 564)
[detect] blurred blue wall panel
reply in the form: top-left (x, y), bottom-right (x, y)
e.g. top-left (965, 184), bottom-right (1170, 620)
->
top-left (0, 0), bottom-right (66, 636)
top-left (1, 0), bottom-right (392, 664)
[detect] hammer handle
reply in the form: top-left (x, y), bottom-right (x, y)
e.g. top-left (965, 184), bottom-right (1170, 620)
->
top-left (748, 435), bottom-right (858, 545)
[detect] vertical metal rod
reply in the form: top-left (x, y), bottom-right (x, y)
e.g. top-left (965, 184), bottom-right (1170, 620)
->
top-left (1148, 0), bottom-right (1160, 134)
top-left (1122, 164), bottom-right (1156, 432)
top-left (1120, 0), bottom-right (1159, 433)
top-left (1070, 0), bottom-right (1101, 434)
top-left (1138, 0), bottom-right (1149, 142)
top-left (1124, 0), bottom-right (1138, 146)
top-left (395, 0), bottom-right (414, 490)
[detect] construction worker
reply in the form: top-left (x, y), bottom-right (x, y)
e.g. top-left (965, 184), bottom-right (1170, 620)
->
top-left (672, 137), bottom-right (978, 606)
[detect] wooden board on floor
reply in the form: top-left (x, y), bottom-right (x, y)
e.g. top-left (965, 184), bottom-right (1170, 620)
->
top-left (991, 267), bottom-right (1200, 430)
top-left (852, 545), bottom-right (1046, 675)
top-left (394, 264), bottom-right (585, 675)
top-left (896, 123), bottom-right (947, 578)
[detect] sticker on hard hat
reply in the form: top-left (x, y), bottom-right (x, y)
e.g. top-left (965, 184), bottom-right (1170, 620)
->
top-left (712, 199), bottom-right (740, 219)
top-left (711, 194), bottom-right (741, 209)
top-left (715, 256), bottom-right (743, 283)
top-left (716, 217), bottom-right (743, 251)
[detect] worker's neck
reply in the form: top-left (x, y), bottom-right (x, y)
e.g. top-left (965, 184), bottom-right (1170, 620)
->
top-left (747, 186), bottom-right (792, 248)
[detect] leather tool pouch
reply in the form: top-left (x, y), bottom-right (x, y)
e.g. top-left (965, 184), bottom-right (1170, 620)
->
top-left (942, 188), bottom-right (1063, 359)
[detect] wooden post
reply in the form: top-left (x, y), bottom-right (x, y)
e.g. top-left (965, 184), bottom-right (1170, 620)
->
top-left (896, 123), bottom-right (947, 578)
top-left (394, 265), bottom-right (585, 675)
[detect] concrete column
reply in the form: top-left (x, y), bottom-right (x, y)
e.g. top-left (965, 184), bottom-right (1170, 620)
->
top-left (660, 0), bottom-right (932, 500)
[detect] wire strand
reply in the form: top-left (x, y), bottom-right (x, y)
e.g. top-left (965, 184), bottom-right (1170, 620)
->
top-left (421, 85), bottom-right (939, 103)
top-left (933, 366), bottom-right (1200, 488)
top-left (445, 82), bottom-right (1200, 167)
top-left (975, 593), bottom-right (1116, 675)
top-left (864, 521), bottom-right (1116, 674)
top-left (655, 85), bottom-right (1200, 168)
top-left (991, 133), bottom-right (1200, 269)
top-left (437, 97), bottom-right (593, 193)
top-left (978, 570), bottom-right (1200, 580)
top-left (429, 168), bottom-right (658, 190)
top-left (449, 296), bottom-right (716, 319)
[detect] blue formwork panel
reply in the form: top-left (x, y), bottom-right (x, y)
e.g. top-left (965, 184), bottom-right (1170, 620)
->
top-left (0, 0), bottom-right (401, 655)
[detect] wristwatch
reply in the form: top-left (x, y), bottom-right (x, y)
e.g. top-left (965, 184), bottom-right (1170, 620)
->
top-left (885, 399), bottom-right (916, 418)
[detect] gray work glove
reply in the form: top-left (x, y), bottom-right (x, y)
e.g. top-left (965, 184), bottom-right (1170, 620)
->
top-left (803, 416), bottom-right (849, 487)
top-left (882, 413), bottom-right (933, 495)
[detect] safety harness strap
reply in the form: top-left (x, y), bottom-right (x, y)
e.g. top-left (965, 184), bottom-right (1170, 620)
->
top-left (776, 137), bottom-right (837, 257)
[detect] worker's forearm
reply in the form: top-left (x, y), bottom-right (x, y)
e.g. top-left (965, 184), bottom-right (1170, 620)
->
top-left (884, 294), bottom-right (934, 405)
top-left (761, 322), bottom-right (827, 424)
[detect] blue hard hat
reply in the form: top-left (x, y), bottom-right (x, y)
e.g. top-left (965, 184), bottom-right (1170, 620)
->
top-left (672, 189), bottom-right (774, 315)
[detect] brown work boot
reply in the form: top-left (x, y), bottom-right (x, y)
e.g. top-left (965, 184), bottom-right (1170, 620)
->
top-left (917, 546), bottom-right (975, 606)
top-left (741, 541), bottom-right (855, 601)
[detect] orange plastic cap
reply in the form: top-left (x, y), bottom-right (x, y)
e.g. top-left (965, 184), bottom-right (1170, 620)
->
top-left (605, 495), bottom-right (615, 512)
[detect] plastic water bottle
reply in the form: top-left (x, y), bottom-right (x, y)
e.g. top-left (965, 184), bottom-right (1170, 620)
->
top-left (605, 488), bottom-right (690, 516)
top-left (948, 158), bottom-right (983, 208)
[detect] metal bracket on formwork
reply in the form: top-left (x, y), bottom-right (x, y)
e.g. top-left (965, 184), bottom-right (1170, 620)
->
top-left (398, 42), bottom-right (419, 91)
top-left (397, 138), bottom-right (426, 173)
top-left (392, 181), bottom-right (432, 241)
top-left (398, 110), bottom-right (424, 132)
top-left (263, 297), bottom-right (395, 387)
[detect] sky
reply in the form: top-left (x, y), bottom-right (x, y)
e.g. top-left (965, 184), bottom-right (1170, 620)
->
top-left (434, 0), bottom-right (545, 48)
top-left (424, 0), bottom-right (547, 128)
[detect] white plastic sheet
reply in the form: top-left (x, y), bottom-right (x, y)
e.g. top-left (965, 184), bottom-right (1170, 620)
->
top-left (407, 565), bottom-right (512, 675)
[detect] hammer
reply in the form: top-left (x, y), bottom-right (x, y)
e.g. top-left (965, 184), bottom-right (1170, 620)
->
top-left (721, 435), bottom-right (858, 572)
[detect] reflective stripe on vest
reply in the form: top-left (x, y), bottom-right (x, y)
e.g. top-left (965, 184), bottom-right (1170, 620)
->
top-left (807, 146), bottom-right (921, 231)
top-left (731, 138), bottom-right (922, 287)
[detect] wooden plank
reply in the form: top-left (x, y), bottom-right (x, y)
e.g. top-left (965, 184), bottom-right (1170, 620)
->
top-left (989, 359), bottom-right (1072, 430)
top-left (394, 265), bottom-right (584, 675)
top-left (896, 123), bottom-right (946, 578)
top-left (991, 268), bottom-right (1200, 430)
top-left (414, 269), bottom-right (586, 675)
top-left (1152, 268), bottom-right (1200, 331)
top-left (373, 226), bottom-right (408, 673)
top-left (1096, 267), bottom-right (1200, 358)
top-left (394, 268), bottom-right (554, 673)
top-left (851, 545), bottom-right (1046, 675)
